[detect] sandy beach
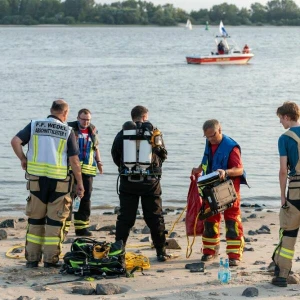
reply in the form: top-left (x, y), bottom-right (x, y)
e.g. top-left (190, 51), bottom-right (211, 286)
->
top-left (0, 207), bottom-right (300, 300)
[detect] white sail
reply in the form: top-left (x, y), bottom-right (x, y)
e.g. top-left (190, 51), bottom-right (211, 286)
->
top-left (186, 19), bottom-right (192, 30)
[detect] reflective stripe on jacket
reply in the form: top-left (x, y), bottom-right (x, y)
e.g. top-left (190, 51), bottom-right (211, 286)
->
top-left (68, 121), bottom-right (98, 176)
top-left (27, 117), bottom-right (71, 179)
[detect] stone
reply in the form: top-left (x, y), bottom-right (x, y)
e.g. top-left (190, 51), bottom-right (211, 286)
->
top-left (96, 283), bottom-right (121, 295)
top-left (165, 238), bottom-right (181, 249)
top-left (267, 261), bottom-right (276, 272)
top-left (242, 287), bottom-right (259, 297)
top-left (72, 283), bottom-right (95, 295)
top-left (287, 274), bottom-right (300, 284)
top-left (141, 226), bottom-right (150, 234)
top-left (247, 214), bottom-right (257, 219)
top-left (248, 230), bottom-right (257, 236)
top-left (0, 229), bottom-right (8, 240)
top-left (0, 219), bottom-right (15, 228)
top-left (140, 236), bottom-right (150, 242)
top-left (114, 206), bottom-right (121, 215)
top-left (244, 247), bottom-right (254, 252)
top-left (98, 225), bottom-right (116, 231)
top-left (89, 224), bottom-right (101, 231)
top-left (169, 232), bottom-right (178, 238)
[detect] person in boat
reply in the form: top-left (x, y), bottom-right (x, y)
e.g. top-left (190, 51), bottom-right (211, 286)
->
top-left (271, 102), bottom-right (300, 287)
top-left (243, 44), bottom-right (250, 54)
top-left (111, 105), bottom-right (170, 262)
top-left (192, 119), bottom-right (247, 267)
top-left (217, 40), bottom-right (225, 55)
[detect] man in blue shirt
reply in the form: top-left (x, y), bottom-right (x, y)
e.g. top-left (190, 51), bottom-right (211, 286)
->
top-left (272, 101), bottom-right (300, 287)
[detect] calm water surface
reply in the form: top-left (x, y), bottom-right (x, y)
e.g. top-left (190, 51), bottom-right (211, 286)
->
top-left (1, 25), bottom-right (299, 216)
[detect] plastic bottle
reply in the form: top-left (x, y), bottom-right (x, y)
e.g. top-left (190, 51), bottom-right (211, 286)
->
top-left (222, 258), bottom-right (231, 284)
top-left (73, 196), bottom-right (81, 213)
top-left (217, 258), bottom-right (224, 283)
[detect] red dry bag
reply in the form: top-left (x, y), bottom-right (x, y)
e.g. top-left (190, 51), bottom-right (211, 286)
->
top-left (185, 175), bottom-right (204, 236)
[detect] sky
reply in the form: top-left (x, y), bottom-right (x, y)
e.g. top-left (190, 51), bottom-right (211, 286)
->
top-left (94, 0), bottom-right (300, 12)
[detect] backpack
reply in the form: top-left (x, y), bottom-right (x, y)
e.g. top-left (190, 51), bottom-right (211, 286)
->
top-left (61, 238), bottom-right (126, 276)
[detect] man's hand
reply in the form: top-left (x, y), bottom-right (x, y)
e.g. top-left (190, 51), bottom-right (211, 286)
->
top-left (217, 169), bottom-right (226, 180)
top-left (76, 182), bottom-right (84, 198)
top-left (192, 167), bottom-right (202, 176)
top-left (21, 157), bottom-right (27, 170)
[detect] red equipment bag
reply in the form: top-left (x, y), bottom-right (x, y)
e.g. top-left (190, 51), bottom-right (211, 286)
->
top-left (185, 175), bottom-right (204, 236)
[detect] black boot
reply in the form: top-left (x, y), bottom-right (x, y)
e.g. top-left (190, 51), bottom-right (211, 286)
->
top-left (75, 228), bottom-right (92, 237)
top-left (156, 247), bottom-right (171, 262)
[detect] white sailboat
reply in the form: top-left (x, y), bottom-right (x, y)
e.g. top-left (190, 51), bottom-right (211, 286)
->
top-left (186, 19), bottom-right (192, 30)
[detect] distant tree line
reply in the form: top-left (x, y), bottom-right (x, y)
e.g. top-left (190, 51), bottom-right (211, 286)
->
top-left (1, 0), bottom-right (300, 26)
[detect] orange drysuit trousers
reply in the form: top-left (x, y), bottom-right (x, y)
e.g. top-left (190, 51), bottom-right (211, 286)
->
top-left (201, 193), bottom-right (244, 260)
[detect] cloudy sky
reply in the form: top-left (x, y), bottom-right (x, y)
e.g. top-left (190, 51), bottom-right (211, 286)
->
top-left (95, 0), bottom-right (300, 12)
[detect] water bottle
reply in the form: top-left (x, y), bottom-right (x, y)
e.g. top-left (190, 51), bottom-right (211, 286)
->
top-left (73, 196), bottom-right (81, 212)
top-left (222, 258), bottom-right (231, 284)
top-left (218, 258), bottom-right (224, 283)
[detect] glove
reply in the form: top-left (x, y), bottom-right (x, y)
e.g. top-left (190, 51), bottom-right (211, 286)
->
top-left (153, 146), bottom-right (167, 162)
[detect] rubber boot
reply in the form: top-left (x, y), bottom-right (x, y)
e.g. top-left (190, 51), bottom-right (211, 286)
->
top-left (156, 247), bottom-right (171, 262)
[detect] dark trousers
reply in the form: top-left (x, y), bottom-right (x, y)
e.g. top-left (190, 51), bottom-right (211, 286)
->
top-left (67, 174), bottom-right (93, 231)
top-left (116, 183), bottom-right (166, 249)
top-left (74, 174), bottom-right (93, 221)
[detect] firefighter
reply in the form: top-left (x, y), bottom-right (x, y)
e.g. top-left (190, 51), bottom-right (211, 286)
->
top-left (192, 119), bottom-right (248, 267)
top-left (66, 108), bottom-right (103, 236)
top-left (11, 99), bottom-right (84, 268)
top-left (111, 105), bottom-right (170, 262)
top-left (272, 101), bottom-right (300, 287)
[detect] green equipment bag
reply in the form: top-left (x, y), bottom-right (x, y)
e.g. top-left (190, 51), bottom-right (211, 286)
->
top-left (61, 238), bottom-right (126, 276)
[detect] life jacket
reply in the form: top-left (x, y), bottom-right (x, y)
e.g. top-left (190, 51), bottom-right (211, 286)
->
top-left (201, 134), bottom-right (248, 186)
top-left (27, 117), bottom-right (71, 179)
top-left (68, 121), bottom-right (99, 176)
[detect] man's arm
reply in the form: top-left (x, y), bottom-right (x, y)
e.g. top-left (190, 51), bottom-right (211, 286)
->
top-left (69, 155), bottom-right (84, 198)
top-left (279, 156), bottom-right (288, 206)
top-left (218, 147), bottom-right (243, 180)
top-left (11, 136), bottom-right (27, 170)
top-left (95, 148), bottom-right (103, 174)
top-left (111, 131), bottom-right (123, 167)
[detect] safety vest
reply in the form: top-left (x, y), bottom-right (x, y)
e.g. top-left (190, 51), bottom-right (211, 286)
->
top-left (68, 121), bottom-right (97, 176)
top-left (27, 117), bottom-right (71, 179)
top-left (201, 134), bottom-right (248, 185)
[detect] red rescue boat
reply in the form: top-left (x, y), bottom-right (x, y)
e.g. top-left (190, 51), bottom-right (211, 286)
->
top-left (186, 21), bottom-right (254, 65)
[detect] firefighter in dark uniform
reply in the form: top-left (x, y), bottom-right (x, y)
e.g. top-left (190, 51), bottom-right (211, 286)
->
top-left (111, 105), bottom-right (170, 262)
top-left (66, 108), bottom-right (103, 236)
top-left (11, 99), bottom-right (84, 268)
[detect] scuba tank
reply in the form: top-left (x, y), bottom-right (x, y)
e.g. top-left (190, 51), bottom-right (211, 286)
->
top-left (138, 121), bottom-right (153, 171)
top-left (123, 121), bottom-right (137, 172)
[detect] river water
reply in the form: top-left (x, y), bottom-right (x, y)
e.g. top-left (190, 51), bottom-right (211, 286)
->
top-left (1, 25), bottom-right (299, 216)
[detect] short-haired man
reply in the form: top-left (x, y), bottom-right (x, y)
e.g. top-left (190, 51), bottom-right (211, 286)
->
top-left (111, 105), bottom-right (170, 261)
top-left (11, 99), bottom-right (84, 268)
top-left (67, 108), bottom-right (103, 236)
top-left (192, 119), bottom-right (247, 267)
top-left (272, 101), bottom-right (300, 287)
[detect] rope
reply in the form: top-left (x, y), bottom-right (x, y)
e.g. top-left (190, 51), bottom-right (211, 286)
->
top-left (125, 252), bottom-right (150, 270)
top-left (185, 211), bottom-right (201, 259)
top-left (6, 244), bottom-right (25, 259)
